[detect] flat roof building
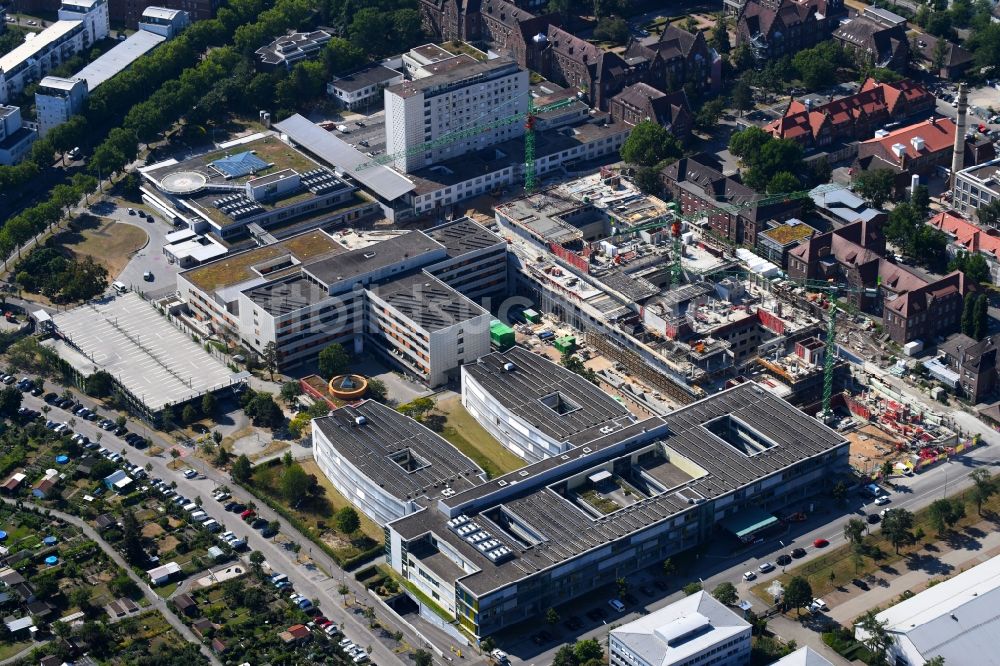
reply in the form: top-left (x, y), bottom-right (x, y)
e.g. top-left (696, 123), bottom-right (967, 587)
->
top-left (256, 29), bottom-right (332, 69)
top-left (0, 105), bottom-right (37, 166)
top-left (178, 220), bottom-right (503, 385)
top-left (461, 346), bottom-right (636, 462)
top-left (138, 6), bottom-right (189, 38)
top-left (46, 292), bottom-right (248, 419)
top-left (35, 76), bottom-right (88, 137)
top-left (953, 156), bottom-right (1000, 219)
top-left (386, 382), bottom-right (849, 636)
top-left (609, 591), bottom-right (751, 666)
top-left (312, 400), bottom-right (486, 525)
top-left (384, 56), bottom-right (528, 172)
top-left (327, 64), bottom-right (404, 110)
top-left (856, 554), bottom-right (1000, 666)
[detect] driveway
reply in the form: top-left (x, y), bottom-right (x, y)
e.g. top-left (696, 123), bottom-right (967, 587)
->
top-left (103, 204), bottom-right (181, 293)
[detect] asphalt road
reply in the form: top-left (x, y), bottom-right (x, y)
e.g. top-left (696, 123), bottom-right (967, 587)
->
top-left (20, 392), bottom-right (420, 666)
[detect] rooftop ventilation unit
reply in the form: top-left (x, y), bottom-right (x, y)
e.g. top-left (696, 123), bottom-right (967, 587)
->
top-left (891, 143), bottom-right (908, 159)
top-left (911, 136), bottom-right (925, 151)
top-left (354, 416), bottom-right (367, 426)
top-left (503, 362), bottom-right (516, 372)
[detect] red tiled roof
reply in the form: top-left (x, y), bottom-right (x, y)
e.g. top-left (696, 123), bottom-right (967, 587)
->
top-left (929, 211), bottom-right (1000, 259)
top-left (859, 117), bottom-right (956, 163)
top-left (287, 624), bottom-right (310, 639)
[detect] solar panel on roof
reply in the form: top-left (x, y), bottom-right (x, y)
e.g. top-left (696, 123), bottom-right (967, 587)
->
top-left (212, 151), bottom-right (269, 178)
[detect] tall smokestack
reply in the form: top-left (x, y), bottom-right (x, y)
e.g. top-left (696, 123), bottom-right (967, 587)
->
top-left (951, 82), bottom-right (968, 191)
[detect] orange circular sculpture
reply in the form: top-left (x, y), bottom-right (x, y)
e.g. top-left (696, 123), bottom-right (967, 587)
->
top-left (328, 374), bottom-right (369, 400)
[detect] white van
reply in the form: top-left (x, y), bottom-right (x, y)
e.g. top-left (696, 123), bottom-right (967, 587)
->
top-left (112, 281), bottom-right (128, 294)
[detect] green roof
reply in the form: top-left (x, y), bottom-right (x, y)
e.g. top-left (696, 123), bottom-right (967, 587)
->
top-left (490, 320), bottom-right (514, 335)
top-left (719, 506), bottom-right (778, 539)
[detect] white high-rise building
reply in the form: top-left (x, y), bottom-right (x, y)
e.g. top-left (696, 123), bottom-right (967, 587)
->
top-left (35, 77), bottom-right (88, 137)
top-left (383, 56), bottom-right (527, 173)
top-left (57, 0), bottom-right (110, 43)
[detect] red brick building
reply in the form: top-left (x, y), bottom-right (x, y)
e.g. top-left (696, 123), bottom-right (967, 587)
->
top-left (609, 83), bottom-right (692, 138)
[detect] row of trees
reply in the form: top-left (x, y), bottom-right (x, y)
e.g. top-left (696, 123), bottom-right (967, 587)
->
top-left (960, 292), bottom-right (990, 340)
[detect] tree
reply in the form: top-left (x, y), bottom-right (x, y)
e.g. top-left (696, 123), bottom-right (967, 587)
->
top-left (594, 17), bottom-right (629, 44)
top-left (728, 126), bottom-right (771, 162)
top-left (336, 506), bottom-right (361, 535)
top-left (181, 404), bottom-right (199, 425)
top-left (318, 342), bottom-right (351, 377)
top-left (367, 378), bottom-right (387, 402)
top-left (962, 291), bottom-right (977, 336)
top-left (973, 293), bottom-right (989, 340)
top-left (0, 387), bottom-right (22, 416)
top-left (882, 508), bottom-right (915, 553)
top-left (682, 581), bottom-right (702, 595)
top-left (831, 480), bottom-right (849, 504)
top-left (712, 582), bottom-right (738, 605)
top-left (853, 169), bottom-right (895, 208)
top-left (950, 252), bottom-right (991, 285)
top-left (767, 171), bottom-right (800, 195)
top-left (243, 391), bottom-right (284, 428)
top-left (925, 657), bottom-right (946, 666)
top-left (858, 610), bottom-right (892, 661)
top-left (784, 576), bottom-right (812, 615)
top-left (248, 550), bottom-right (265, 575)
top-left (553, 645), bottom-right (578, 666)
top-left (928, 498), bottom-right (965, 535)
top-left (231, 454), bottom-right (252, 483)
top-left (620, 120), bottom-right (682, 167)
top-left (978, 199), bottom-right (1000, 228)
top-left (969, 468), bottom-right (996, 515)
top-left (267, 520), bottom-right (280, 535)
top-left (201, 391), bottom-right (217, 417)
top-left (398, 397), bottom-right (435, 422)
top-left (85, 370), bottom-right (115, 397)
top-left (280, 463), bottom-right (311, 506)
top-left (546, 607), bottom-right (560, 625)
top-left (694, 97), bottom-right (726, 132)
top-left (261, 341), bottom-right (278, 380)
top-left (280, 381), bottom-right (302, 404)
top-left (731, 79), bottom-right (753, 116)
top-left (911, 184), bottom-right (930, 217)
top-left (843, 518), bottom-right (866, 546)
top-left (573, 639), bottom-right (604, 663)
top-left (413, 650), bottom-right (433, 666)
top-left (662, 557), bottom-right (676, 577)
top-left (616, 577), bottom-right (628, 599)
top-left (710, 14), bottom-right (731, 53)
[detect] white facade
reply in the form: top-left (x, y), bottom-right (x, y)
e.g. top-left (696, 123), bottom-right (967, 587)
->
top-left (57, 0), bottom-right (109, 43)
top-left (953, 157), bottom-right (1000, 219)
top-left (610, 592), bottom-right (751, 666)
top-left (138, 6), bottom-right (190, 38)
top-left (0, 21), bottom-right (89, 104)
top-left (0, 105), bottom-right (37, 166)
top-left (327, 65), bottom-right (404, 110)
top-left (384, 59), bottom-right (528, 173)
top-left (35, 76), bottom-right (88, 137)
top-left (461, 367), bottom-right (568, 462)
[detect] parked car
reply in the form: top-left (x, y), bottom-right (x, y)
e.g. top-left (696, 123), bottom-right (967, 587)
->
top-left (776, 554), bottom-right (792, 566)
top-left (874, 495), bottom-right (891, 506)
top-left (758, 562), bottom-right (775, 573)
top-left (743, 571), bottom-right (757, 581)
top-left (791, 547), bottom-right (807, 558)
top-left (608, 599), bottom-right (626, 612)
top-left (809, 598), bottom-right (828, 612)
top-left (813, 538), bottom-right (829, 548)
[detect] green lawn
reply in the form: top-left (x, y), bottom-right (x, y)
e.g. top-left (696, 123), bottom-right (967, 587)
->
top-left (436, 396), bottom-right (525, 479)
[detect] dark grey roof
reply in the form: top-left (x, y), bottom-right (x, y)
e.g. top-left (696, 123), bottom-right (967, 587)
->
top-left (314, 400), bottom-right (485, 502)
top-left (245, 274), bottom-right (328, 316)
top-left (302, 231), bottom-right (444, 287)
top-left (388, 383), bottom-right (847, 596)
top-left (329, 64), bottom-right (402, 93)
top-left (462, 346), bottom-right (635, 445)
top-left (425, 217), bottom-right (506, 260)
top-left (368, 272), bottom-right (487, 331)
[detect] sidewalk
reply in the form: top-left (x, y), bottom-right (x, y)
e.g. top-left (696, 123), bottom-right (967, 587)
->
top-left (829, 524), bottom-right (1000, 625)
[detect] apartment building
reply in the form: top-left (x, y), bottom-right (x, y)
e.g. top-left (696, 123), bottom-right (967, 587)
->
top-left (35, 77), bottom-right (88, 137)
top-left (385, 380), bottom-right (848, 637)
top-left (383, 56), bottom-right (528, 173)
top-left (327, 65), bottom-right (404, 110)
top-left (0, 106), bottom-right (37, 166)
top-left (0, 17), bottom-right (99, 104)
top-left (177, 219), bottom-right (504, 384)
top-left (58, 0), bottom-right (110, 43)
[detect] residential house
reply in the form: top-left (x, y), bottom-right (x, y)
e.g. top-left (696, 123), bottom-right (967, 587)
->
top-left (660, 155), bottom-right (802, 245)
top-left (609, 83), bottom-right (693, 138)
top-left (764, 78), bottom-right (935, 152)
top-left (855, 117), bottom-right (995, 194)
top-left (928, 210), bottom-right (1000, 284)
top-left (211, 638), bottom-right (227, 654)
top-left (279, 623), bottom-right (311, 644)
top-left (147, 561), bottom-right (181, 586)
top-left (622, 24), bottom-right (722, 96)
top-left (191, 617), bottom-right (215, 639)
top-left (32, 469), bottom-right (59, 499)
top-left (913, 33), bottom-right (973, 80)
top-left (736, 0), bottom-right (845, 63)
top-left (833, 15), bottom-right (909, 70)
top-left (1, 472), bottom-right (25, 494)
top-left (939, 333), bottom-right (1000, 403)
top-left (94, 513), bottom-right (117, 530)
top-left (173, 593), bottom-right (198, 617)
